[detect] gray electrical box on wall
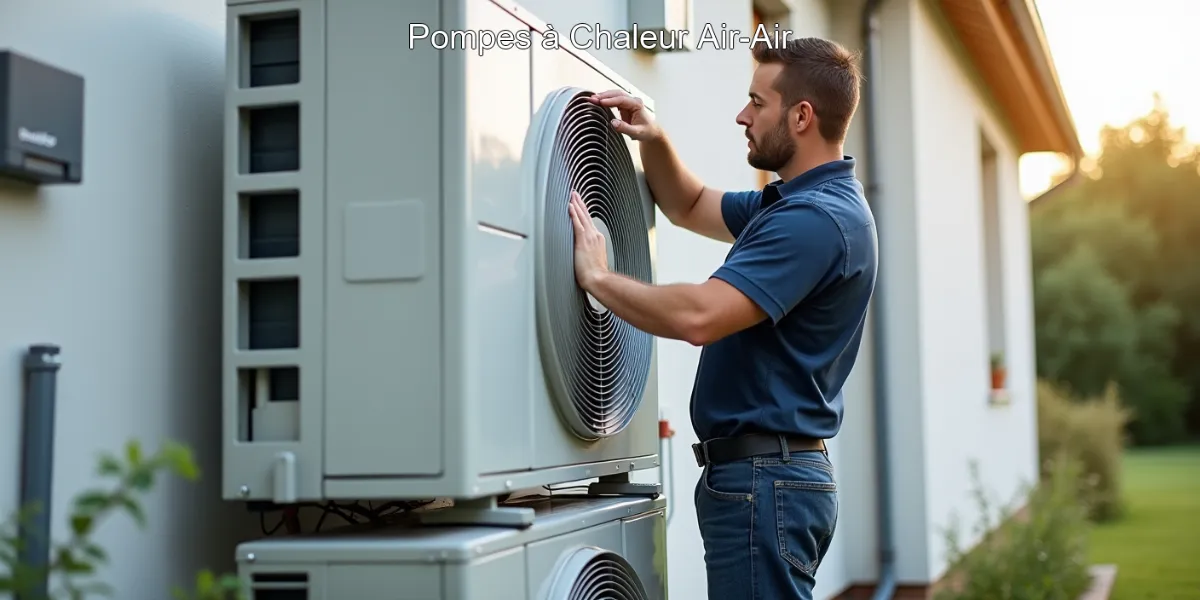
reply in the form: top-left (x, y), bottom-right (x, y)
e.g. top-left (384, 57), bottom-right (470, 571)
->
top-left (0, 50), bottom-right (85, 185)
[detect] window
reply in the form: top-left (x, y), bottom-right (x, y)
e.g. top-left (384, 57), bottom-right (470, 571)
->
top-left (980, 130), bottom-right (1007, 391)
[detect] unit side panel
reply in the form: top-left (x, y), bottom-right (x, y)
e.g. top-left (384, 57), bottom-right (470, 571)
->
top-left (635, 134), bottom-right (662, 470)
top-left (444, 546), bottom-right (527, 600)
top-left (466, 1), bottom-right (533, 236)
top-left (323, 0), bottom-right (443, 476)
top-left (462, 2), bottom-right (536, 476)
top-left (639, 342), bottom-right (661, 453)
top-left (435, 0), bottom-right (472, 494)
top-left (628, 130), bottom-right (659, 282)
top-left (527, 31), bottom-right (660, 470)
top-left (223, 0), bottom-right (327, 502)
top-left (623, 509), bottom-right (669, 600)
top-left (467, 229), bottom-right (535, 474)
top-left (325, 564), bottom-right (441, 599)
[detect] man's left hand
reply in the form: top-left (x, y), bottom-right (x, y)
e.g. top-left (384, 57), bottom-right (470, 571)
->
top-left (568, 190), bottom-right (608, 291)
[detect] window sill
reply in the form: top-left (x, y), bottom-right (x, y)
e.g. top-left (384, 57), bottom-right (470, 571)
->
top-left (988, 388), bottom-right (1011, 406)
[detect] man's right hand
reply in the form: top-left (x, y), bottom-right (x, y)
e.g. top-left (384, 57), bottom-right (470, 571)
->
top-left (588, 90), bottom-right (662, 142)
top-left (588, 89), bottom-right (734, 243)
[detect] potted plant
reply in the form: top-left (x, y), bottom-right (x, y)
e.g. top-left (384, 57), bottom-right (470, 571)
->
top-left (989, 352), bottom-right (1006, 390)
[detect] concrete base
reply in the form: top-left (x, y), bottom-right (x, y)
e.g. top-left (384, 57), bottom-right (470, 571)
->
top-left (1080, 564), bottom-right (1118, 600)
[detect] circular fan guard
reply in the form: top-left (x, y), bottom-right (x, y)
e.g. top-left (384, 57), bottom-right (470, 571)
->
top-left (545, 546), bottom-right (650, 600)
top-left (529, 87), bottom-right (654, 441)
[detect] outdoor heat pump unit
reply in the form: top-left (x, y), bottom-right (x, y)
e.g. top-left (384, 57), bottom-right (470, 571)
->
top-left (222, 0), bottom-right (662, 519)
top-left (236, 495), bottom-right (667, 600)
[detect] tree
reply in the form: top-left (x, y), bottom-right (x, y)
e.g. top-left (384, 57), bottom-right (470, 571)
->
top-left (1033, 243), bottom-right (1140, 395)
top-left (1031, 96), bottom-right (1199, 444)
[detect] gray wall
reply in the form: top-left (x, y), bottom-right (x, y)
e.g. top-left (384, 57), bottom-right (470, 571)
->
top-left (0, 1), bottom-right (255, 597)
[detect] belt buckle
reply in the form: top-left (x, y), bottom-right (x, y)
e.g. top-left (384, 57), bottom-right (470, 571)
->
top-left (691, 442), bottom-right (707, 467)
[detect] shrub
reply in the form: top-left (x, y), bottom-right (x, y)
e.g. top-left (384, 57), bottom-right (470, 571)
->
top-left (934, 457), bottom-right (1093, 600)
top-left (0, 439), bottom-right (244, 600)
top-left (1036, 379), bottom-right (1130, 521)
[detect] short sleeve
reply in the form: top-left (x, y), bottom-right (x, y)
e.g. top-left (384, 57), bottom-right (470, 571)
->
top-left (721, 189), bottom-right (762, 239)
top-left (710, 202), bottom-right (845, 324)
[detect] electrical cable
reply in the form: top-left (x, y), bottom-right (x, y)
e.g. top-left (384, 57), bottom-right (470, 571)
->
top-left (253, 499), bottom-right (438, 535)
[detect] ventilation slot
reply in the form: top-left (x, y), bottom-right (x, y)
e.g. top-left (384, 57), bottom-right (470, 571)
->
top-left (246, 105), bottom-right (300, 173)
top-left (241, 279), bottom-right (300, 350)
top-left (242, 192), bottom-right (300, 259)
top-left (238, 367), bottom-right (299, 442)
top-left (546, 547), bottom-right (649, 600)
top-left (251, 572), bottom-right (308, 600)
top-left (246, 14), bottom-right (300, 87)
top-left (530, 88), bottom-right (654, 441)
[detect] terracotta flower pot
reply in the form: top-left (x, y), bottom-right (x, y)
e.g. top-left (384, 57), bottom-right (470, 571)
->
top-left (990, 367), bottom-right (1006, 390)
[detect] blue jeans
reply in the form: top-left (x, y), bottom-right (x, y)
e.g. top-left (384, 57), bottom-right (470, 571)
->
top-left (693, 449), bottom-right (838, 600)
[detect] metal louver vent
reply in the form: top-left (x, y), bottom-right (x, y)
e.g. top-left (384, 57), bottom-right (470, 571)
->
top-left (528, 87), bottom-right (654, 441)
top-left (546, 546), bottom-right (650, 600)
top-left (249, 572), bottom-right (308, 599)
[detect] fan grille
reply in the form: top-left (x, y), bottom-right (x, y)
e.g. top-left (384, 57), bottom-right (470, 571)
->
top-left (532, 88), bottom-right (654, 441)
top-left (550, 547), bottom-right (650, 600)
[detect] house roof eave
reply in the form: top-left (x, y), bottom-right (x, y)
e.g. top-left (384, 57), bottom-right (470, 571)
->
top-left (936, 0), bottom-right (1081, 158)
top-left (1008, 0), bottom-right (1083, 159)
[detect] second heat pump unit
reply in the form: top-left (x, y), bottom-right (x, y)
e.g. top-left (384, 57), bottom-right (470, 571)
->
top-left (236, 495), bottom-right (668, 600)
top-left (222, 0), bottom-right (661, 505)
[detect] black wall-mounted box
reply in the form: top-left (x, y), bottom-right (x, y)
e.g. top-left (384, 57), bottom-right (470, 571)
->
top-left (0, 50), bottom-right (85, 185)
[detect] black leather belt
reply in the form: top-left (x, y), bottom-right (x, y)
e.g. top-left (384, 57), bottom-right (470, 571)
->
top-left (691, 433), bottom-right (826, 467)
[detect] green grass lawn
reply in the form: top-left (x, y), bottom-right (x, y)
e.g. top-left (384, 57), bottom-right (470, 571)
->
top-left (1087, 444), bottom-right (1200, 599)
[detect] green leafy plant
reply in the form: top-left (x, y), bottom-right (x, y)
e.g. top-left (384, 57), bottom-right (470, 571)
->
top-left (0, 439), bottom-right (244, 600)
top-left (990, 352), bottom-right (1004, 370)
top-left (1037, 379), bottom-right (1130, 521)
top-left (934, 457), bottom-right (1093, 600)
top-left (171, 569), bottom-right (244, 600)
top-left (989, 353), bottom-right (1008, 390)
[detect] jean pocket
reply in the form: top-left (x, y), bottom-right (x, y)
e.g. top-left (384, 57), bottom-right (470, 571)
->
top-left (774, 477), bottom-right (838, 574)
top-left (702, 463), bottom-right (753, 502)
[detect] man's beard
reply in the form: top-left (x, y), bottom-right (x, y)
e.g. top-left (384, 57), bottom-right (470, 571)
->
top-left (746, 117), bottom-right (795, 173)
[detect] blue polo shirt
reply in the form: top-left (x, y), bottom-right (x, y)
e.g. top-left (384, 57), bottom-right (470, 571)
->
top-left (689, 157), bottom-right (877, 442)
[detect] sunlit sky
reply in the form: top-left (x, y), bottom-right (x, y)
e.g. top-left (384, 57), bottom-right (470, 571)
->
top-left (1019, 0), bottom-right (1200, 198)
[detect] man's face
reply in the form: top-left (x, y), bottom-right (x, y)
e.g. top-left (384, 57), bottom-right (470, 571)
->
top-left (737, 63), bottom-right (796, 174)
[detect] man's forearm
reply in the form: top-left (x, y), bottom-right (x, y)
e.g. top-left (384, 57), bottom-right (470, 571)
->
top-left (582, 271), bottom-right (705, 343)
top-left (640, 131), bottom-right (705, 222)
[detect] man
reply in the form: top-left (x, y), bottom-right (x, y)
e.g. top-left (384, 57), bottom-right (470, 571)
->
top-left (568, 37), bottom-right (877, 599)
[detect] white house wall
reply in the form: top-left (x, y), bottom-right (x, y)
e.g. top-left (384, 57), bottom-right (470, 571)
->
top-left (0, 0), bottom-right (258, 598)
top-left (828, 0), bottom-right (941, 586)
top-left (909, 0), bottom-right (1040, 583)
top-left (0, 0), bottom-right (1042, 598)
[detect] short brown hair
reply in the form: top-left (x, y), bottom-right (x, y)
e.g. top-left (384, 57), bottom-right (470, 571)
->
top-left (751, 37), bottom-right (863, 142)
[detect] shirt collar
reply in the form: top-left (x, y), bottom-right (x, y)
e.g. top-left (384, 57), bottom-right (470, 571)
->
top-left (762, 156), bottom-right (857, 207)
